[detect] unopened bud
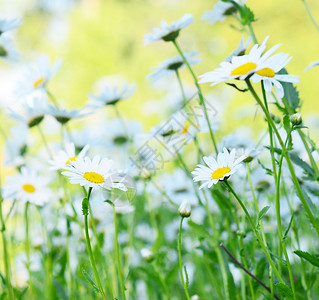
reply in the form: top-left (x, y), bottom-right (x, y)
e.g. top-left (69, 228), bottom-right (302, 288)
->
top-left (178, 200), bottom-right (191, 218)
top-left (141, 248), bottom-right (154, 262)
top-left (191, 295), bottom-right (200, 300)
top-left (290, 113), bottom-right (302, 126)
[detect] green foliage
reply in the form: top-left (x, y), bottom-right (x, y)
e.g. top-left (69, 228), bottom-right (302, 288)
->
top-left (275, 282), bottom-right (294, 299)
top-left (256, 206), bottom-right (270, 230)
top-left (294, 250), bottom-right (319, 267)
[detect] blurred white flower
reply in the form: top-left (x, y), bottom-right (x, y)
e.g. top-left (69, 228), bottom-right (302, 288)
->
top-left (16, 55), bottom-right (63, 96)
top-left (3, 167), bottom-right (52, 206)
top-left (147, 51), bottom-right (201, 81)
top-left (0, 18), bottom-right (23, 34)
top-left (0, 36), bottom-right (20, 62)
top-left (144, 13), bottom-right (194, 45)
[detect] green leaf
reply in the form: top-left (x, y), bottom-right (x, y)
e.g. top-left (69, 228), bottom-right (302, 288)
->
top-left (294, 250), bottom-right (319, 267)
top-left (184, 266), bottom-right (189, 288)
top-left (187, 220), bottom-right (215, 247)
top-left (289, 153), bottom-right (315, 177)
top-left (256, 206), bottom-right (270, 230)
top-left (104, 199), bottom-right (114, 207)
top-left (276, 282), bottom-right (294, 299)
top-left (283, 214), bottom-right (294, 242)
top-left (257, 159), bottom-right (273, 176)
top-left (300, 188), bottom-right (319, 220)
top-left (81, 268), bottom-right (99, 292)
top-left (279, 68), bottom-right (301, 112)
top-left (238, 4), bottom-right (255, 25)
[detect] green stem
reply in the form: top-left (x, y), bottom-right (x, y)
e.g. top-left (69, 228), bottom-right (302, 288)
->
top-left (178, 217), bottom-right (190, 300)
top-left (246, 79), bottom-right (319, 236)
top-left (201, 190), bottom-right (230, 300)
top-left (302, 0), bottom-right (319, 32)
top-left (37, 125), bottom-right (53, 159)
top-left (275, 138), bottom-right (296, 298)
top-left (152, 262), bottom-right (171, 299)
top-left (88, 204), bottom-right (114, 299)
top-left (84, 188), bottom-right (106, 299)
top-left (224, 181), bottom-right (284, 283)
top-left (46, 90), bottom-right (60, 108)
top-left (172, 39), bottom-right (218, 153)
top-left (0, 194), bottom-right (14, 300)
top-left (112, 194), bottom-right (126, 300)
top-left (24, 201), bottom-right (33, 299)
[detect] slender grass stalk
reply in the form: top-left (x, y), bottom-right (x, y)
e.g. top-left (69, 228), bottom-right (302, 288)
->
top-left (37, 125), bottom-right (53, 159)
top-left (83, 188), bottom-right (106, 299)
top-left (302, 0), bottom-right (319, 32)
top-left (152, 261), bottom-right (171, 299)
top-left (0, 193), bottom-right (14, 300)
top-left (275, 138), bottom-right (296, 298)
top-left (172, 39), bottom-right (218, 153)
top-left (24, 201), bottom-right (34, 299)
top-left (224, 180), bottom-right (284, 283)
top-left (246, 79), bottom-right (319, 235)
top-left (201, 189), bottom-right (230, 300)
top-left (88, 204), bottom-right (114, 299)
top-left (178, 217), bottom-right (190, 300)
top-left (112, 192), bottom-right (126, 300)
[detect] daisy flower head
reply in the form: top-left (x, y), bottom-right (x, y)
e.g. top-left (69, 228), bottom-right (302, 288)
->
top-left (62, 155), bottom-right (127, 191)
top-left (192, 148), bottom-right (246, 189)
top-left (144, 13), bottom-right (194, 45)
top-left (0, 36), bottom-right (20, 62)
top-left (46, 105), bottom-right (92, 125)
top-left (225, 36), bottom-right (252, 62)
top-left (0, 18), bottom-right (23, 34)
top-left (3, 167), bottom-right (52, 206)
top-left (89, 80), bottom-right (136, 107)
top-left (147, 51), bottom-right (201, 81)
top-left (17, 55), bottom-right (63, 96)
top-left (251, 52), bottom-right (299, 98)
top-left (202, 0), bottom-right (245, 25)
top-left (9, 96), bottom-right (49, 127)
top-left (49, 143), bottom-right (89, 171)
top-left (198, 36), bottom-right (280, 86)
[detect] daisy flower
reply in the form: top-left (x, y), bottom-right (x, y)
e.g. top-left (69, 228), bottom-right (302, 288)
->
top-left (251, 52), bottom-right (299, 98)
top-left (3, 167), bottom-right (52, 206)
top-left (0, 18), bottom-right (23, 34)
top-left (225, 36), bottom-right (252, 62)
top-left (89, 81), bottom-right (136, 106)
top-left (198, 36), bottom-right (280, 86)
top-left (17, 55), bottom-right (62, 96)
top-left (202, 0), bottom-right (245, 25)
top-left (62, 155), bottom-right (127, 191)
top-left (147, 51), bottom-right (201, 81)
top-left (144, 13), bottom-right (194, 45)
top-left (0, 36), bottom-right (20, 62)
top-left (9, 96), bottom-right (48, 127)
top-left (49, 143), bottom-right (89, 171)
top-left (192, 148), bottom-right (246, 189)
top-left (46, 105), bottom-right (92, 125)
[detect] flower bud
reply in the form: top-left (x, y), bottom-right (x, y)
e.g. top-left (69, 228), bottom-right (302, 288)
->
top-left (191, 295), bottom-right (200, 300)
top-left (290, 113), bottom-right (302, 126)
top-left (178, 200), bottom-right (191, 218)
top-left (141, 248), bottom-right (155, 262)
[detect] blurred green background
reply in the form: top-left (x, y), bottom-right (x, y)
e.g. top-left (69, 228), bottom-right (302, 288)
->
top-left (2, 0), bottom-right (319, 137)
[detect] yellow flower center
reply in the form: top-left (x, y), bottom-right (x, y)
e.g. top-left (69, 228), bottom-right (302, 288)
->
top-left (33, 77), bottom-right (45, 88)
top-left (212, 167), bottom-right (231, 180)
top-left (66, 156), bottom-right (77, 165)
top-left (22, 184), bottom-right (36, 193)
top-left (255, 67), bottom-right (275, 78)
top-left (231, 62), bottom-right (257, 76)
top-left (83, 172), bottom-right (105, 184)
top-left (181, 124), bottom-right (191, 135)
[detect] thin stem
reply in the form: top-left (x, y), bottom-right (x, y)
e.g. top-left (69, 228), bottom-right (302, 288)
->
top-left (0, 194), bottom-right (14, 299)
top-left (224, 180), bottom-right (284, 283)
top-left (172, 39), bottom-right (218, 153)
top-left (220, 243), bottom-right (280, 300)
top-left (246, 79), bottom-right (319, 235)
top-left (24, 201), bottom-right (33, 299)
top-left (152, 262), bottom-right (171, 299)
top-left (46, 89), bottom-right (60, 108)
top-left (201, 189), bottom-right (229, 300)
top-left (37, 125), bottom-right (53, 159)
top-left (84, 188), bottom-right (106, 299)
top-left (302, 0), bottom-right (319, 32)
top-left (112, 193), bottom-right (126, 300)
top-left (178, 217), bottom-right (190, 300)
top-left (275, 138), bottom-right (296, 298)
top-left (88, 204), bottom-right (114, 299)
